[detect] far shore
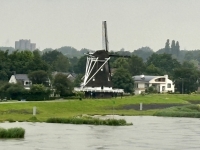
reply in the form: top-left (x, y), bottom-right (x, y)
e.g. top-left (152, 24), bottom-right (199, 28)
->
top-left (0, 94), bottom-right (200, 122)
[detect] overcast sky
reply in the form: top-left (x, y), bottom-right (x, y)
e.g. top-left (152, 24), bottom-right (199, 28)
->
top-left (1, 0), bottom-right (200, 51)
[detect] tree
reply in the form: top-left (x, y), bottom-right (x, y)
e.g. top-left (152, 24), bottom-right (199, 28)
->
top-left (8, 50), bottom-right (34, 74)
top-left (42, 50), bottom-right (70, 72)
top-left (113, 58), bottom-right (129, 69)
top-left (128, 55), bottom-right (145, 76)
top-left (73, 56), bottom-right (87, 74)
top-left (0, 83), bottom-right (25, 100)
top-left (53, 73), bottom-right (73, 96)
top-left (28, 70), bottom-right (49, 85)
top-left (145, 64), bottom-right (162, 75)
top-left (28, 50), bottom-right (49, 72)
top-left (112, 68), bottom-right (134, 93)
top-left (146, 53), bottom-right (181, 76)
top-left (0, 50), bottom-right (11, 80)
top-left (53, 55), bottom-right (70, 72)
top-left (164, 39), bottom-right (170, 54)
top-left (29, 84), bottom-right (51, 100)
top-left (175, 41), bottom-right (180, 57)
top-left (73, 74), bottom-right (83, 87)
top-left (173, 62), bottom-right (200, 93)
top-left (69, 57), bottom-right (79, 72)
top-left (184, 52), bottom-right (193, 61)
top-left (171, 40), bottom-right (176, 55)
top-left (132, 47), bottom-right (154, 61)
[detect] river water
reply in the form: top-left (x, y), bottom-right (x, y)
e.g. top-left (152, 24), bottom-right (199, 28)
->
top-left (0, 116), bottom-right (200, 150)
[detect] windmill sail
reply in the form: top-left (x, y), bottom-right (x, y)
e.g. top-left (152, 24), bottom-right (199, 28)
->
top-left (102, 21), bottom-right (109, 51)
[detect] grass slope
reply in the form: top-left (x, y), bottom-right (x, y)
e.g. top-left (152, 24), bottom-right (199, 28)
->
top-left (0, 94), bottom-right (200, 122)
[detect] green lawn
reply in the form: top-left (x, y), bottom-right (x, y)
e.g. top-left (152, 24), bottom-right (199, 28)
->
top-left (0, 94), bottom-right (200, 122)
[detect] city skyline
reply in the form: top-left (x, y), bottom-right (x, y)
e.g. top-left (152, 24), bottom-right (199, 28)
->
top-left (1, 0), bottom-right (200, 51)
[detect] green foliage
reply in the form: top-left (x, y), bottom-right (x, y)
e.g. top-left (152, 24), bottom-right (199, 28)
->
top-left (146, 53), bottom-right (181, 76)
top-left (113, 57), bottom-right (129, 69)
top-left (0, 127), bottom-right (25, 138)
top-left (0, 83), bottom-right (25, 100)
top-left (42, 50), bottom-right (70, 72)
top-left (28, 70), bottom-right (49, 85)
top-left (46, 117), bottom-right (131, 126)
top-left (73, 56), bottom-right (87, 74)
top-left (132, 47), bottom-right (154, 62)
top-left (27, 84), bottom-right (51, 101)
top-left (145, 64), bottom-right (162, 75)
top-left (145, 86), bottom-right (157, 94)
top-left (112, 67), bottom-right (134, 93)
top-left (28, 50), bottom-right (49, 72)
top-left (164, 39), bottom-right (170, 54)
top-left (53, 73), bottom-right (73, 96)
top-left (0, 128), bottom-right (7, 138)
top-left (73, 74), bottom-right (83, 87)
top-left (128, 54), bottom-right (145, 76)
top-left (173, 62), bottom-right (200, 93)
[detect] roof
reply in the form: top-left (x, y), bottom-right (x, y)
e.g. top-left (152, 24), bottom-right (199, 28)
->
top-left (14, 74), bottom-right (29, 80)
top-left (52, 71), bottom-right (77, 77)
top-left (133, 75), bottom-right (162, 82)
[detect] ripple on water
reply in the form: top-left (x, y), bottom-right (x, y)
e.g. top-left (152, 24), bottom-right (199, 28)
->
top-left (0, 116), bottom-right (200, 150)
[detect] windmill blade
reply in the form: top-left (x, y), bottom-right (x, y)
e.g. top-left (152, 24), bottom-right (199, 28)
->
top-left (102, 21), bottom-right (109, 52)
top-left (109, 54), bottom-right (131, 58)
top-left (102, 21), bottom-right (112, 81)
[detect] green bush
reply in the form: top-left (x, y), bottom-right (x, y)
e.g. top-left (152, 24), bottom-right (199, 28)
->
top-left (0, 127), bottom-right (25, 138)
top-left (0, 128), bottom-right (7, 138)
top-left (46, 117), bottom-right (131, 126)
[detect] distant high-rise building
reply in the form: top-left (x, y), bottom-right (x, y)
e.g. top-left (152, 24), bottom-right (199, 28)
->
top-left (15, 39), bottom-right (36, 51)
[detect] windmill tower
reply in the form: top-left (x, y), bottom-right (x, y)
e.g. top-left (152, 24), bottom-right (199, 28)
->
top-left (75, 21), bottom-right (126, 98)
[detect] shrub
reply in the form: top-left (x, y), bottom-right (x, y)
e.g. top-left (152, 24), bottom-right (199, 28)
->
top-left (0, 127), bottom-right (25, 138)
top-left (0, 128), bottom-right (7, 138)
top-left (46, 117), bottom-right (131, 126)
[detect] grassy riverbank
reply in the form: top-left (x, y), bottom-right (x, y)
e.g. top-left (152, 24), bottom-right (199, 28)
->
top-left (154, 104), bottom-right (200, 118)
top-left (0, 94), bottom-right (200, 122)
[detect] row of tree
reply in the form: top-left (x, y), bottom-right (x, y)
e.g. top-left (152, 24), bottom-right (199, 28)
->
top-left (0, 38), bottom-right (200, 98)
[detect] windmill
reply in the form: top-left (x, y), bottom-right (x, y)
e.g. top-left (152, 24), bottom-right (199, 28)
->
top-left (75, 21), bottom-right (130, 98)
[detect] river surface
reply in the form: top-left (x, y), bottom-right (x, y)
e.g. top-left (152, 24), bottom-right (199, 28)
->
top-left (0, 116), bottom-right (200, 150)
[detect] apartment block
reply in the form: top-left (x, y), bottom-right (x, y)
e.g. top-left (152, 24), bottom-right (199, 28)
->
top-left (15, 39), bottom-right (36, 51)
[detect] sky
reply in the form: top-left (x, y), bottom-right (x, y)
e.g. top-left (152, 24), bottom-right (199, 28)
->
top-left (1, 0), bottom-right (200, 52)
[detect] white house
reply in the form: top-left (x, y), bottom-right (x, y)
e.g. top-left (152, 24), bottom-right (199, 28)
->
top-left (133, 75), bottom-right (175, 95)
top-left (9, 74), bottom-right (32, 90)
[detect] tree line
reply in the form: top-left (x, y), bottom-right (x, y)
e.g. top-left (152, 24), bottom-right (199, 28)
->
top-left (0, 39), bottom-right (200, 100)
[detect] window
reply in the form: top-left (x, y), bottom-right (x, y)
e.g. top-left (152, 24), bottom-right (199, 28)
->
top-left (101, 68), bottom-right (103, 71)
top-left (162, 86), bottom-right (165, 91)
top-left (25, 81), bottom-right (30, 85)
top-left (135, 83), bottom-right (138, 88)
top-left (167, 83), bottom-right (171, 88)
top-left (93, 78), bottom-right (95, 81)
top-left (155, 78), bottom-right (165, 82)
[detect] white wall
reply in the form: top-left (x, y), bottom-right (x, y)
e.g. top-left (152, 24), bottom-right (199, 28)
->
top-left (8, 75), bottom-right (17, 84)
